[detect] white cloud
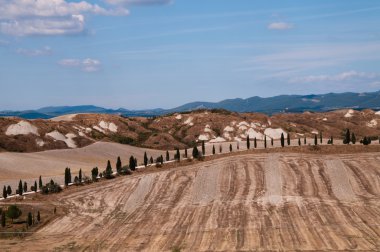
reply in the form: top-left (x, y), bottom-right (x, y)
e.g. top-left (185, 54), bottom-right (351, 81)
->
top-left (290, 71), bottom-right (379, 83)
top-left (268, 22), bottom-right (293, 30)
top-left (0, 0), bottom-right (128, 36)
top-left (58, 58), bottom-right (101, 72)
top-left (16, 46), bottom-right (52, 56)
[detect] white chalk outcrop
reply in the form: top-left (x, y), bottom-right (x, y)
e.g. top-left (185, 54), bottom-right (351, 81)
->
top-left (99, 121), bottom-right (118, 133)
top-left (46, 131), bottom-right (77, 148)
top-left (264, 128), bottom-right (286, 139)
top-left (6, 121), bottom-right (39, 136)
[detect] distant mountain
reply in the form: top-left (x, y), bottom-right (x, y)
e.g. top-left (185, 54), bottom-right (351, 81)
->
top-left (1, 91), bottom-right (380, 119)
top-left (168, 91), bottom-right (380, 114)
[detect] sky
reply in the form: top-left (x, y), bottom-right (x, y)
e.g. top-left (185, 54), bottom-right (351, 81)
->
top-left (0, 0), bottom-right (380, 110)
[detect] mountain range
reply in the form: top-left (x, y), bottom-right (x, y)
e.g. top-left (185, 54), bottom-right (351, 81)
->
top-left (1, 91), bottom-right (380, 119)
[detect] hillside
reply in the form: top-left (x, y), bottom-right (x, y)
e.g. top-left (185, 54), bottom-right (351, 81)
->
top-left (1, 152), bottom-right (379, 251)
top-left (0, 109), bottom-right (380, 153)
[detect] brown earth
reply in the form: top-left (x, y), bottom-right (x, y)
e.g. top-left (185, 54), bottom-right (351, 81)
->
top-left (1, 151), bottom-right (379, 251)
top-left (1, 109), bottom-right (380, 153)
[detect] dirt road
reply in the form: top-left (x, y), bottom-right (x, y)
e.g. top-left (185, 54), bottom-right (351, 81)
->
top-left (1, 152), bottom-right (380, 251)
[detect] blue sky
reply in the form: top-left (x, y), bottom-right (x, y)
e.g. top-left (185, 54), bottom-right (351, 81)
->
top-left (0, 0), bottom-right (380, 110)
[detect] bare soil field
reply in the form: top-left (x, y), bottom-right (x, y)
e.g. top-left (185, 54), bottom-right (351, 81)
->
top-left (1, 151), bottom-right (379, 251)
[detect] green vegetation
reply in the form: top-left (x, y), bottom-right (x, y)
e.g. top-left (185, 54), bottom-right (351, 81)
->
top-left (129, 156), bottom-right (137, 171)
top-left (110, 134), bottom-right (135, 145)
top-left (91, 167), bottom-right (99, 181)
top-left (1, 211), bottom-right (5, 227)
top-left (79, 169), bottom-right (82, 183)
top-left (192, 146), bottom-right (200, 159)
top-left (351, 132), bottom-right (356, 144)
top-left (343, 129), bottom-right (351, 144)
top-left (39, 176), bottom-right (43, 189)
top-left (287, 133), bottom-right (290, 146)
top-left (27, 212), bottom-right (32, 226)
top-left (7, 185), bottom-right (12, 196)
top-left (3, 185), bottom-right (7, 199)
top-left (144, 152), bottom-right (148, 166)
top-left (264, 135), bottom-right (267, 149)
top-left (6, 205), bottom-right (22, 223)
top-left (64, 167), bottom-right (72, 185)
top-left (281, 133), bottom-right (285, 147)
top-left (105, 160), bottom-right (114, 179)
top-left (18, 180), bottom-right (23, 196)
top-left (202, 141), bottom-right (206, 155)
top-left (41, 179), bottom-right (62, 194)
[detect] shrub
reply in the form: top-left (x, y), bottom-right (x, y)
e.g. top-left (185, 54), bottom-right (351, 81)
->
top-left (41, 180), bottom-right (62, 195)
top-left (6, 205), bottom-right (22, 223)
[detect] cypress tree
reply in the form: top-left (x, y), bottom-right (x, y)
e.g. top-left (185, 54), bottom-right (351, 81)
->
top-left (202, 141), bottom-right (206, 156)
top-left (219, 145), bottom-right (222, 153)
top-left (271, 138), bottom-right (274, 146)
top-left (37, 211), bottom-right (40, 222)
top-left (287, 133), bottom-right (290, 146)
top-left (237, 141), bottom-right (240, 150)
top-left (64, 168), bottom-right (68, 185)
top-left (34, 181), bottom-right (37, 192)
top-left (246, 136), bottom-right (250, 149)
top-left (7, 185), bottom-right (11, 196)
top-left (3, 185), bottom-right (7, 199)
top-left (298, 138), bottom-right (301, 146)
top-left (212, 145), bottom-right (215, 155)
top-left (166, 151), bottom-right (170, 161)
top-left (331, 136), bottom-right (334, 145)
top-left (192, 146), bottom-right (199, 159)
top-left (160, 155), bottom-right (164, 165)
top-left (1, 211), bottom-right (5, 227)
top-left (39, 176), bottom-right (42, 189)
top-left (351, 133), bottom-right (356, 144)
top-left (79, 169), bottom-right (82, 183)
top-left (320, 132), bottom-right (323, 144)
top-left (116, 156), bottom-right (122, 172)
top-left (314, 134), bottom-right (318, 146)
top-left (144, 152), bottom-right (148, 167)
top-left (176, 148), bottom-right (180, 161)
top-left (18, 180), bottom-right (23, 196)
top-left (68, 168), bottom-right (71, 184)
top-left (184, 149), bottom-right (188, 158)
top-left (344, 129), bottom-right (351, 144)
top-left (24, 182), bottom-right (27, 193)
top-left (106, 160), bottom-right (113, 177)
top-left (27, 212), bottom-right (32, 226)
top-left (229, 144), bottom-right (232, 152)
top-left (304, 137), bottom-right (306, 145)
top-left (264, 135), bottom-right (267, 149)
top-left (91, 167), bottom-right (99, 180)
top-left (150, 156), bottom-right (154, 164)
top-left (254, 137), bottom-right (257, 148)
top-left (280, 133), bottom-right (285, 147)
top-left (129, 156), bottom-right (136, 171)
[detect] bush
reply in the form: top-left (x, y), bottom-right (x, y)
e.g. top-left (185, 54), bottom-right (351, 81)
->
top-left (41, 180), bottom-right (62, 195)
top-left (6, 205), bottom-right (22, 223)
top-left (110, 135), bottom-right (134, 145)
